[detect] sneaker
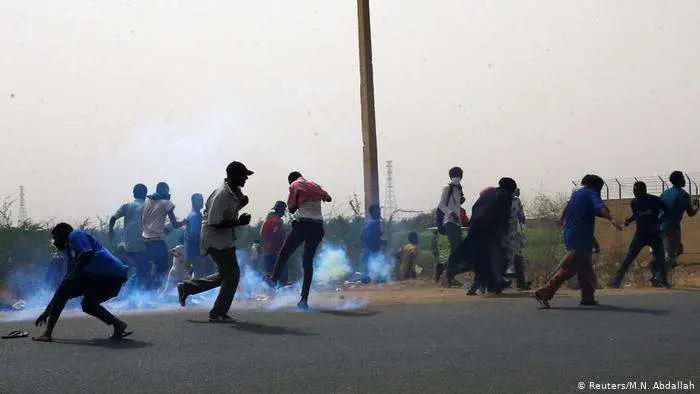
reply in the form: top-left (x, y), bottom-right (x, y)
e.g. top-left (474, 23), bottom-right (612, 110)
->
top-left (651, 278), bottom-right (672, 289)
top-left (533, 291), bottom-right (550, 309)
top-left (177, 283), bottom-right (188, 307)
top-left (208, 313), bottom-right (236, 323)
top-left (447, 279), bottom-right (463, 287)
top-left (579, 300), bottom-right (599, 306)
top-left (608, 279), bottom-right (622, 289)
top-left (466, 289), bottom-right (477, 296)
top-left (297, 300), bottom-right (309, 310)
top-left (264, 275), bottom-right (278, 289)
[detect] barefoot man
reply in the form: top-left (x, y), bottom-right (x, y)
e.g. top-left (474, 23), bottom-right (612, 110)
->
top-left (33, 223), bottom-right (131, 342)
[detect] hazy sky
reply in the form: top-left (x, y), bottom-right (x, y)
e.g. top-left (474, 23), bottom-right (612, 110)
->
top-left (1, 1), bottom-right (699, 224)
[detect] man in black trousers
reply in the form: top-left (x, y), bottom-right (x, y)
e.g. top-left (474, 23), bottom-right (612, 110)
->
top-left (610, 181), bottom-right (669, 288)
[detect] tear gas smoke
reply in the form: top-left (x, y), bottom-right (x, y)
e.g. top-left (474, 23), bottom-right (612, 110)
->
top-left (0, 244), bottom-right (368, 322)
top-left (367, 253), bottom-right (396, 283)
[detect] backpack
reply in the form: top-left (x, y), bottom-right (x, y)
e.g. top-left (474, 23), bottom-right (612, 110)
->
top-left (435, 184), bottom-right (456, 235)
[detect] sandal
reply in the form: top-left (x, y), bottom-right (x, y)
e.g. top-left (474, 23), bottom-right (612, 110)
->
top-left (2, 330), bottom-right (29, 339)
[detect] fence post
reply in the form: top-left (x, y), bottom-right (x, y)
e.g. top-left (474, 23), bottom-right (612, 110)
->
top-left (615, 178), bottom-right (622, 199)
top-left (657, 175), bottom-right (667, 192)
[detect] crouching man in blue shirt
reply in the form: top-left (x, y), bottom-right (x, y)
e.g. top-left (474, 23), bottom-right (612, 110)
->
top-left (33, 223), bottom-right (131, 342)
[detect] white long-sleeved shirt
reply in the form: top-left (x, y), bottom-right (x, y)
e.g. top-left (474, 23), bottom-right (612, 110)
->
top-left (438, 180), bottom-right (463, 226)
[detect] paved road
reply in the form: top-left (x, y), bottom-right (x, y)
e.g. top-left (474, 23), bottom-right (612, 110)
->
top-left (1, 291), bottom-right (698, 394)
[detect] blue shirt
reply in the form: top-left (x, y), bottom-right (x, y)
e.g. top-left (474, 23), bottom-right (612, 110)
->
top-left (660, 187), bottom-right (693, 232)
top-left (185, 210), bottom-right (203, 259)
top-left (64, 230), bottom-right (129, 279)
top-left (114, 199), bottom-right (146, 252)
top-left (563, 188), bottom-right (606, 251)
top-left (362, 219), bottom-right (382, 252)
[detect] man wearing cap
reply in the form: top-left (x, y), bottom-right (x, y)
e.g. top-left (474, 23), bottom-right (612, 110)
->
top-left (177, 161), bottom-right (253, 322)
top-left (261, 201), bottom-right (289, 284)
top-left (268, 171), bottom-right (332, 310)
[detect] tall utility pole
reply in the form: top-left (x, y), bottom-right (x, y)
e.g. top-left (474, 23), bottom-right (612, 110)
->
top-left (357, 0), bottom-right (380, 217)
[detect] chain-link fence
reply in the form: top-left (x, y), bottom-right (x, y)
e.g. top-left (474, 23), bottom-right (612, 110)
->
top-left (571, 172), bottom-right (699, 200)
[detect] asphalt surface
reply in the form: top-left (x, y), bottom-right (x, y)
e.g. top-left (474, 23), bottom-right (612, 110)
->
top-left (1, 291), bottom-right (698, 394)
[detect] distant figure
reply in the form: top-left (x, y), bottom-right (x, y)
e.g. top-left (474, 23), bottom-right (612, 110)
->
top-left (396, 232), bottom-right (420, 281)
top-left (141, 182), bottom-right (187, 290)
top-left (361, 204), bottom-right (387, 282)
top-left (659, 171), bottom-right (699, 276)
top-left (161, 245), bottom-right (190, 296)
top-left (268, 171), bottom-right (332, 310)
top-left (261, 201), bottom-right (288, 284)
top-left (178, 161), bottom-right (253, 322)
top-left (435, 166), bottom-right (465, 287)
top-left (33, 223), bottom-right (131, 342)
top-left (109, 183), bottom-right (148, 289)
top-left (534, 175), bottom-right (622, 308)
top-left (185, 193), bottom-right (212, 277)
top-left (250, 240), bottom-right (262, 270)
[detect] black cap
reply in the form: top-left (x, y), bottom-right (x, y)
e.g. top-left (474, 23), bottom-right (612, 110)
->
top-left (226, 161), bottom-right (254, 177)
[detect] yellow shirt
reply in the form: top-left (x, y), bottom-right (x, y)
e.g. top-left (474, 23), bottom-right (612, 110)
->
top-left (397, 243), bottom-right (420, 280)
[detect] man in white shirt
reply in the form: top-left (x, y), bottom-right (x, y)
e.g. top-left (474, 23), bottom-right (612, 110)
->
top-left (141, 182), bottom-right (186, 291)
top-left (177, 162), bottom-right (253, 322)
top-left (436, 167), bottom-right (465, 287)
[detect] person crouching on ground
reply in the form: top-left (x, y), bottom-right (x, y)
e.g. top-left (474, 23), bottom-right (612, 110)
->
top-left (33, 223), bottom-right (131, 342)
top-left (534, 174), bottom-right (622, 308)
top-left (177, 161), bottom-right (253, 322)
top-left (396, 232), bottom-right (420, 281)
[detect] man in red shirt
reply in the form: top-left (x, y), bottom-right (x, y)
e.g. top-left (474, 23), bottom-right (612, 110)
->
top-left (268, 172), bottom-right (332, 310)
top-left (261, 201), bottom-right (288, 284)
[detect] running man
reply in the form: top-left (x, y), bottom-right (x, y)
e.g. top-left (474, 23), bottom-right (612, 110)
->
top-left (177, 161), bottom-right (253, 322)
top-left (534, 175), bottom-right (622, 308)
top-left (609, 181), bottom-right (669, 288)
top-left (268, 172), bottom-right (332, 310)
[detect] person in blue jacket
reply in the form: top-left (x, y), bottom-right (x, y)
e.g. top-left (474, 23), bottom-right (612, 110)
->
top-left (33, 223), bottom-right (131, 342)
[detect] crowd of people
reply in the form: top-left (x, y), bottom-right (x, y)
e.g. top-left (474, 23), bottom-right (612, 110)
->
top-left (28, 163), bottom-right (698, 341)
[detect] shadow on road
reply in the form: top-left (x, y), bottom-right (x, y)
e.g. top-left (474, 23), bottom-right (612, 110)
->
top-left (483, 293), bottom-right (533, 299)
top-left (548, 305), bottom-right (670, 316)
top-left (317, 310), bottom-right (380, 318)
top-left (51, 338), bottom-right (154, 349)
top-left (231, 321), bottom-right (318, 336)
